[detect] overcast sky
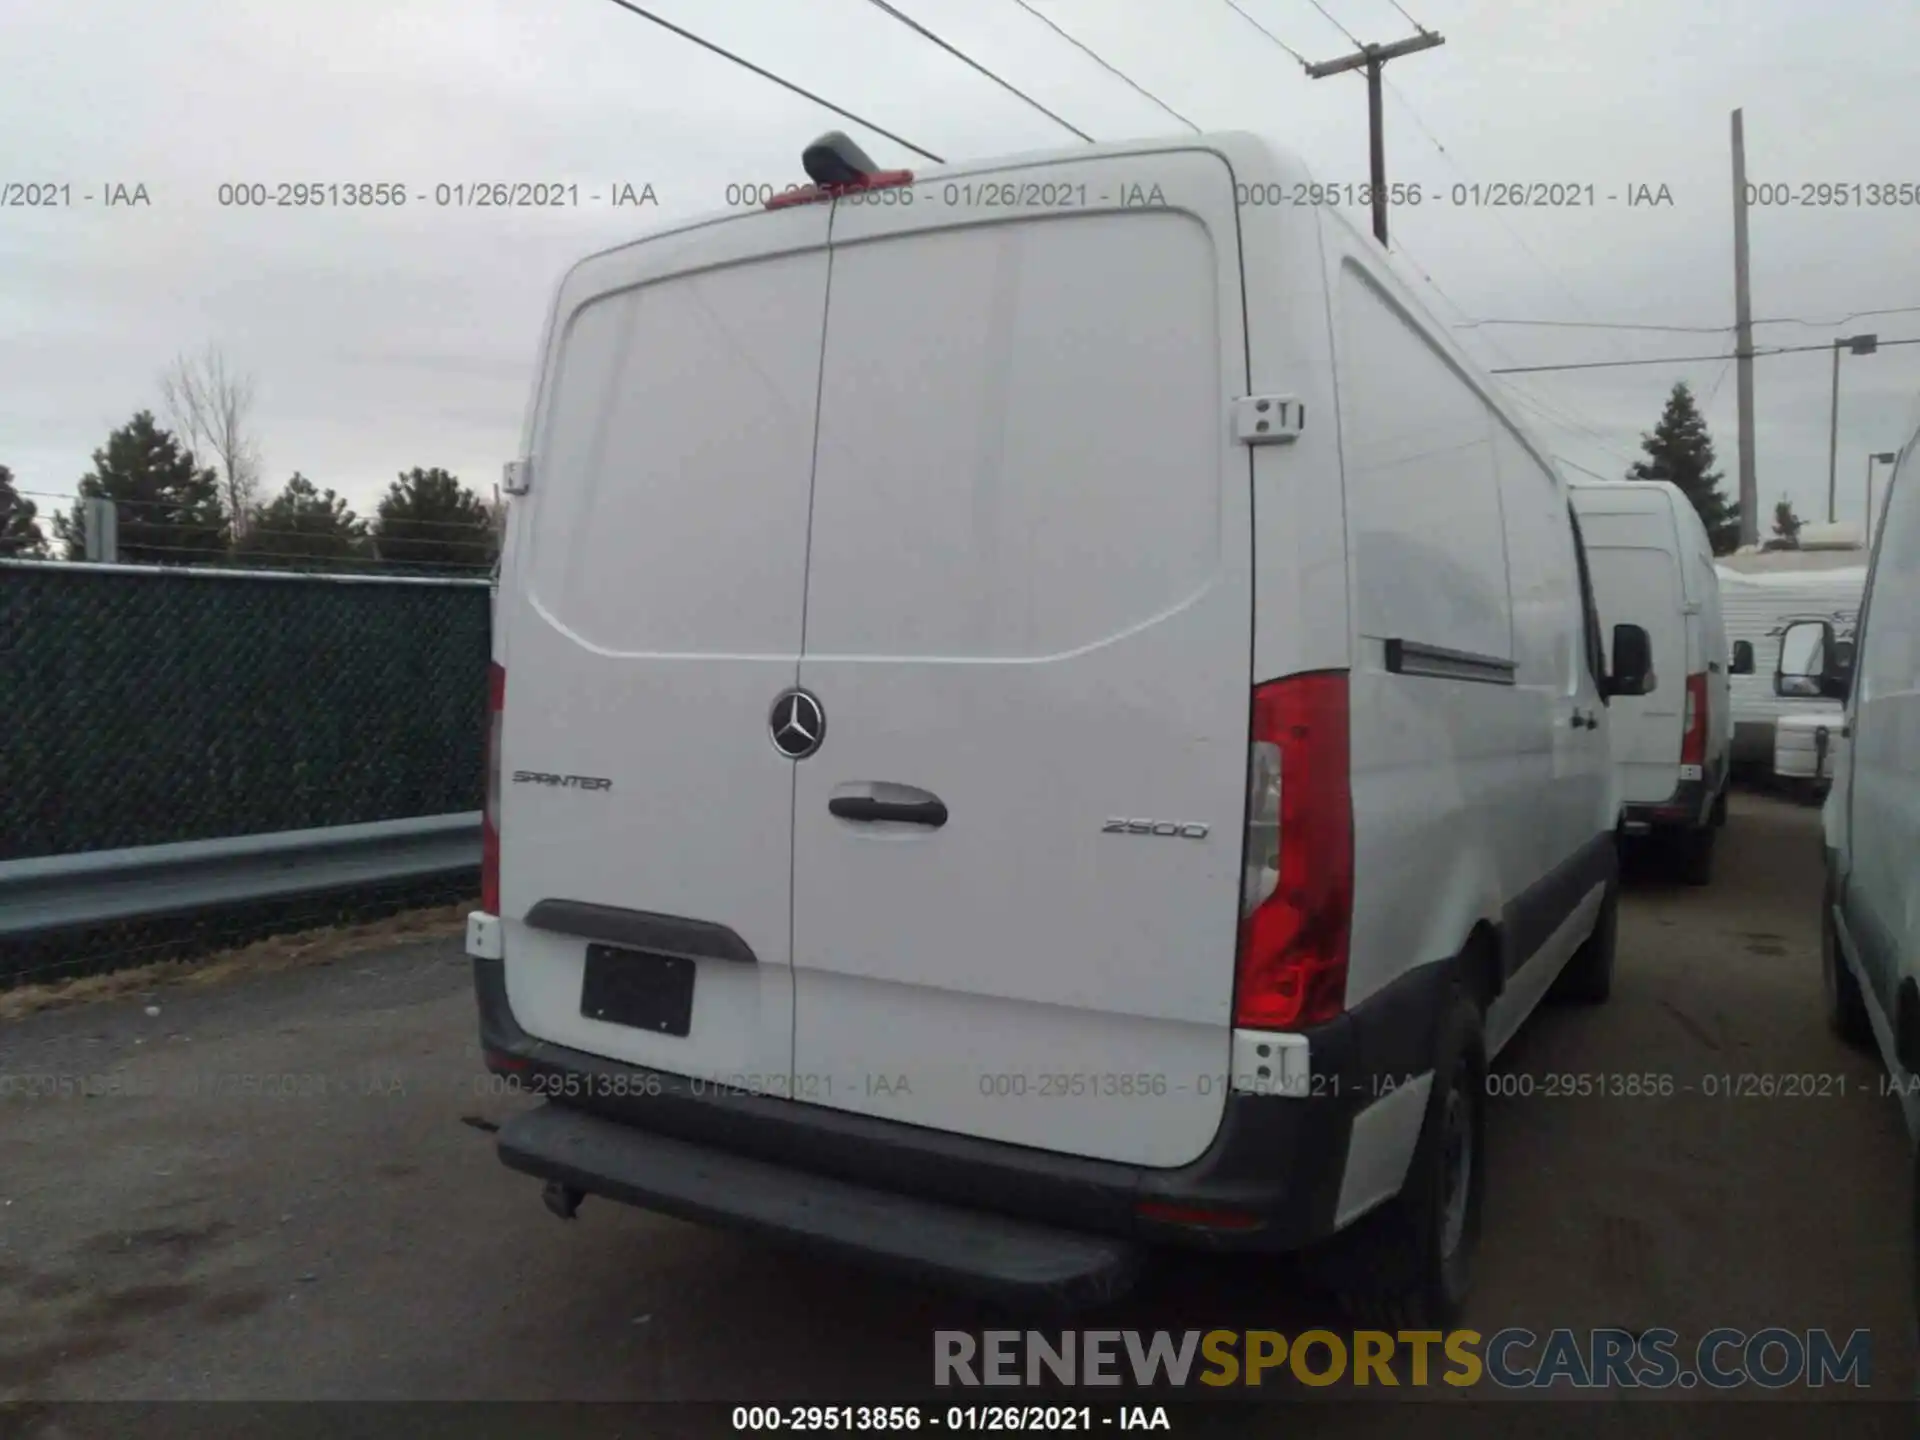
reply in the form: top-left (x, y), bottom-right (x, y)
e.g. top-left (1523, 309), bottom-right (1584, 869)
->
top-left (5, 0), bottom-right (1918, 539)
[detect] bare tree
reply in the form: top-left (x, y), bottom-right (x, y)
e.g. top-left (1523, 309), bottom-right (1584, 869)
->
top-left (160, 345), bottom-right (262, 539)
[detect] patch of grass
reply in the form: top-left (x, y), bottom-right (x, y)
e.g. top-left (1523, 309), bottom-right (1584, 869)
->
top-left (0, 904), bottom-right (468, 1022)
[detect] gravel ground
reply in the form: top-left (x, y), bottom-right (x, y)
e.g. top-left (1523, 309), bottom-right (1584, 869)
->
top-left (0, 790), bottom-right (1910, 1434)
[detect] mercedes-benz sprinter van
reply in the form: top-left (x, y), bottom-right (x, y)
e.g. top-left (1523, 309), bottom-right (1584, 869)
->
top-left (1570, 480), bottom-right (1741, 882)
top-left (468, 131), bottom-right (1654, 1326)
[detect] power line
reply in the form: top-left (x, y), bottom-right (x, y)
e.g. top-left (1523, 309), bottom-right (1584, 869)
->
top-left (1489, 336), bottom-right (1920, 375)
top-left (1702, 356), bottom-right (1735, 411)
top-left (1301, 0), bottom-right (1364, 47)
top-left (596, 0), bottom-right (943, 163)
top-left (1217, 0), bottom-right (1311, 69)
top-left (1381, 77), bottom-right (1636, 368)
top-left (1455, 304), bottom-right (1920, 334)
top-left (1389, 235), bottom-right (1639, 465)
top-left (1290, 45), bottom-right (1627, 450)
top-left (859, 0), bottom-right (1092, 142)
top-left (1006, 0), bottom-right (1200, 133)
top-left (1502, 385), bottom-right (1641, 467)
top-left (1385, 0), bottom-right (1429, 31)
top-left (1459, 318), bottom-right (1737, 335)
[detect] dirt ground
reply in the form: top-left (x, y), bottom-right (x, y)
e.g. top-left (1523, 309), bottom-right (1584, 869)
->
top-left (0, 791), bottom-right (1910, 1434)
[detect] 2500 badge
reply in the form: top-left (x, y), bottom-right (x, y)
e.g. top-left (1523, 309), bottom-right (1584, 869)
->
top-left (1102, 818), bottom-right (1209, 838)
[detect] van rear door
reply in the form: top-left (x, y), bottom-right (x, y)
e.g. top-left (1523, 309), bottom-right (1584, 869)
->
top-left (788, 151), bottom-right (1254, 1168)
top-left (496, 206), bottom-right (832, 1087)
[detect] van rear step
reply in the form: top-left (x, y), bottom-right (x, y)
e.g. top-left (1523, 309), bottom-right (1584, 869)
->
top-left (497, 1104), bottom-right (1143, 1308)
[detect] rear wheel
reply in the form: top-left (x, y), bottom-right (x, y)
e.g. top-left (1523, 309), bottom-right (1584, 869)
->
top-left (1711, 786), bottom-right (1729, 828)
top-left (1551, 883), bottom-right (1618, 1004)
top-left (1822, 877), bottom-right (1874, 1052)
top-left (1672, 825), bottom-right (1715, 886)
top-left (1316, 991), bottom-right (1485, 1329)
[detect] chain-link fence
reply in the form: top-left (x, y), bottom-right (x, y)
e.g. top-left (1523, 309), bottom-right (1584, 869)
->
top-left (1, 559), bottom-right (489, 987)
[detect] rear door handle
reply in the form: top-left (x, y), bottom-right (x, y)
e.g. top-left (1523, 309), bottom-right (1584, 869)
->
top-left (828, 796), bottom-right (949, 827)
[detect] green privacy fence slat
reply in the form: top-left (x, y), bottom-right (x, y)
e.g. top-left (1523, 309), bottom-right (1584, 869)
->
top-left (0, 563), bottom-right (489, 862)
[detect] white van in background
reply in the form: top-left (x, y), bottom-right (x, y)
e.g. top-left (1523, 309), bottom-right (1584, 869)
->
top-left (1568, 481), bottom-right (1741, 882)
top-left (466, 130), bottom-right (1655, 1327)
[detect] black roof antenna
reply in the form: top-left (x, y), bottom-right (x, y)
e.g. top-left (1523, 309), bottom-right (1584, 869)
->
top-left (802, 131), bottom-right (880, 187)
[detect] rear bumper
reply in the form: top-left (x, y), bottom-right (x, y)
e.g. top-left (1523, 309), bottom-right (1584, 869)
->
top-left (497, 1101), bottom-right (1143, 1308)
top-left (471, 952), bottom-right (1453, 1298)
top-left (1620, 769), bottom-right (1718, 833)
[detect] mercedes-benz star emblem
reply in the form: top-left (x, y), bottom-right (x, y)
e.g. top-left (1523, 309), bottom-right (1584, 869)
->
top-left (768, 688), bottom-right (826, 759)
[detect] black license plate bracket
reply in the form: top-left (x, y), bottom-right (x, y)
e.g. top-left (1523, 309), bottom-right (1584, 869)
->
top-left (579, 944), bottom-right (695, 1037)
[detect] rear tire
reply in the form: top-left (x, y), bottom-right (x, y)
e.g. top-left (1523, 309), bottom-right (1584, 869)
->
top-left (1711, 786), bottom-right (1729, 828)
top-left (1551, 883), bottom-right (1618, 1004)
top-left (1822, 878), bottom-right (1874, 1053)
top-left (1316, 991), bottom-right (1486, 1330)
top-left (1672, 825), bottom-right (1715, 886)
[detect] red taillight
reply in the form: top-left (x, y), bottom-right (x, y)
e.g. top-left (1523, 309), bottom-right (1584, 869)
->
top-left (482, 661), bottom-right (504, 914)
top-left (764, 170), bottom-right (915, 209)
top-left (1235, 672), bottom-right (1353, 1031)
top-left (1681, 672), bottom-right (1708, 766)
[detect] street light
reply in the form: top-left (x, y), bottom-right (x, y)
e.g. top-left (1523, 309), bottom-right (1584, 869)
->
top-left (1827, 333), bottom-right (1879, 522)
top-left (1867, 450), bottom-right (1900, 539)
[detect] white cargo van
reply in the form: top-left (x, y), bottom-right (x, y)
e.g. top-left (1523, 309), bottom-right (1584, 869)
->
top-left (1569, 481), bottom-right (1743, 881)
top-left (1811, 402), bottom-right (1920, 1267)
top-left (1813, 397), bottom-right (1920, 1062)
top-left (467, 131), bottom-right (1655, 1325)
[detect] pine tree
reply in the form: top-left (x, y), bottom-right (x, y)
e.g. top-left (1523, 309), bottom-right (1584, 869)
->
top-left (51, 411), bottom-right (228, 563)
top-left (1626, 381), bottom-right (1741, 554)
top-left (238, 473), bottom-right (365, 566)
top-left (1771, 495), bottom-right (1804, 545)
top-left (369, 467), bottom-right (496, 573)
top-left (0, 463), bottom-right (47, 557)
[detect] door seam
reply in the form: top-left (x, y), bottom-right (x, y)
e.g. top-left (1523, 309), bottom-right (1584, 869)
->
top-left (787, 203), bottom-right (841, 1085)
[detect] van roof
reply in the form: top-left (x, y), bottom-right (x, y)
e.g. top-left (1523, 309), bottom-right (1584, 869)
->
top-left (1568, 480), bottom-right (1695, 532)
top-left (550, 130), bottom-right (1317, 282)
top-left (1568, 479), bottom-right (1683, 504)
top-left (523, 128), bottom-right (1557, 502)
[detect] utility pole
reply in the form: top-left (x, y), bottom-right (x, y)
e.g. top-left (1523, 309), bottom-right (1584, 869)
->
top-left (1731, 109), bottom-right (1758, 550)
top-left (1307, 29), bottom-right (1446, 247)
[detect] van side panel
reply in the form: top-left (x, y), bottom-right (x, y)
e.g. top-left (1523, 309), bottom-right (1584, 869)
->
top-left (1846, 435), bottom-right (1920, 1021)
top-left (1240, 155), bottom-right (1352, 687)
top-left (1492, 427), bottom-right (1598, 868)
top-left (1329, 253), bottom-right (1517, 1008)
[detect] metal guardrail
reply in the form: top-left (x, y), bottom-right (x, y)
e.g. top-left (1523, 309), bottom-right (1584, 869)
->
top-left (0, 814), bottom-right (481, 941)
